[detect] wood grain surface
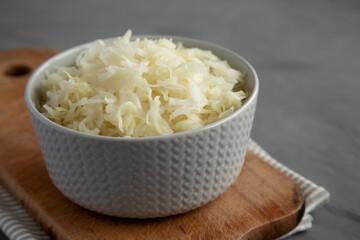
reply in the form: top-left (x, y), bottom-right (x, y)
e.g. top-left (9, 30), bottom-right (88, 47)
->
top-left (0, 48), bottom-right (304, 240)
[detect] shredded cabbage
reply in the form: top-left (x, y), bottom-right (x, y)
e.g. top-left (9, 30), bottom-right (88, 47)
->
top-left (39, 30), bottom-right (247, 137)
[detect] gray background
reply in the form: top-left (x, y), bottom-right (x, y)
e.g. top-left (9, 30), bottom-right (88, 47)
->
top-left (0, 0), bottom-right (359, 239)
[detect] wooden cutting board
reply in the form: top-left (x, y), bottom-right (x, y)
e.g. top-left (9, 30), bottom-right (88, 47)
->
top-left (0, 48), bottom-right (304, 240)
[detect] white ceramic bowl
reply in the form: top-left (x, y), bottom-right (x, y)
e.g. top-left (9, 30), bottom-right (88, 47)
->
top-left (25, 35), bottom-right (259, 218)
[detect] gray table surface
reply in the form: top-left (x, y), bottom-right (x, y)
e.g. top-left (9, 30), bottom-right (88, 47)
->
top-left (0, 0), bottom-right (359, 239)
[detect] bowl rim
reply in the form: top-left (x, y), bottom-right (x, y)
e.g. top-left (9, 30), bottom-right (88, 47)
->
top-left (25, 35), bottom-right (259, 142)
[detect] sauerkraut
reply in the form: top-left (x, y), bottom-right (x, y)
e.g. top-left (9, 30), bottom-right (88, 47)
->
top-left (38, 30), bottom-right (247, 137)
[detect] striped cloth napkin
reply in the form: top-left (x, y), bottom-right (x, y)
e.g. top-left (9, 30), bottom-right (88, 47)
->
top-left (0, 139), bottom-right (330, 240)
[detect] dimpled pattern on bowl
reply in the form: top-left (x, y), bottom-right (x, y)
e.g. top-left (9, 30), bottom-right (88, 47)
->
top-left (28, 97), bottom-right (257, 218)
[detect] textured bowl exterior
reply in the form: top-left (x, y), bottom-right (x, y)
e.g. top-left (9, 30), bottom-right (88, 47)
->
top-left (25, 36), bottom-right (259, 218)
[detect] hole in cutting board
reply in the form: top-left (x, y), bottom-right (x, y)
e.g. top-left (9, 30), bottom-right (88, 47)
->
top-left (4, 64), bottom-right (31, 77)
